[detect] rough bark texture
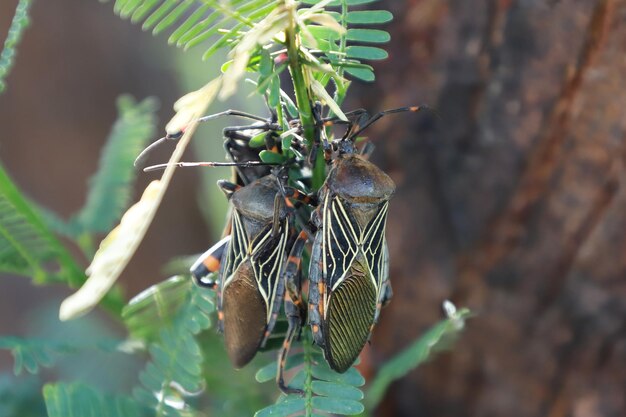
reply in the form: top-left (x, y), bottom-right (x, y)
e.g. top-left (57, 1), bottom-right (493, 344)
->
top-left (359, 1), bottom-right (626, 416)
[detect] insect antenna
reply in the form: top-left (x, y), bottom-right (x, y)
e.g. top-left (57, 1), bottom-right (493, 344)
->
top-left (345, 105), bottom-right (437, 142)
top-left (143, 160), bottom-right (278, 172)
top-left (134, 109), bottom-right (276, 168)
top-left (133, 136), bottom-right (176, 167)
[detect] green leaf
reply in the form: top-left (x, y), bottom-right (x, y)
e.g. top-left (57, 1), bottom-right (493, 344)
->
top-left (300, 0), bottom-right (379, 5)
top-left (311, 396), bottom-right (364, 415)
top-left (44, 383), bottom-right (144, 417)
top-left (311, 361), bottom-right (365, 386)
top-left (114, 0), bottom-right (283, 67)
top-left (365, 306), bottom-right (472, 410)
top-left (346, 45), bottom-right (388, 60)
top-left (345, 0), bottom-right (380, 4)
top-left (0, 335), bottom-right (134, 378)
top-left (254, 352), bottom-right (305, 383)
top-left (168, 4), bottom-right (211, 44)
top-left (255, 398), bottom-right (306, 417)
top-left (249, 131), bottom-right (269, 148)
top-left (256, 330), bottom-right (365, 416)
top-left (32, 203), bottom-right (78, 238)
top-left (306, 25), bottom-right (339, 42)
top-left (347, 28), bottom-right (390, 43)
top-left (344, 66), bottom-right (375, 82)
top-left (133, 282), bottom-right (215, 414)
top-left (0, 0), bottom-right (33, 94)
top-left (0, 337), bottom-right (58, 375)
top-left (311, 381), bottom-right (363, 401)
top-left (0, 374), bottom-right (47, 417)
top-left (182, 13), bottom-right (228, 50)
top-left (72, 95), bottom-right (158, 234)
top-left (268, 74), bottom-right (281, 108)
top-left (346, 10), bottom-right (393, 24)
top-left (258, 48), bottom-right (272, 77)
top-left (0, 162), bottom-right (84, 285)
top-left (142, 0), bottom-right (178, 31)
top-left (122, 276), bottom-right (192, 341)
top-left (119, 0), bottom-right (144, 19)
top-left (259, 150), bottom-right (285, 164)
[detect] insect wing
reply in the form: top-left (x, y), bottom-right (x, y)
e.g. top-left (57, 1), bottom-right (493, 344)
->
top-left (361, 201), bottom-right (390, 297)
top-left (220, 209), bottom-right (248, 289)
top-left (323, 196), bottom-right (360, 292)
top-left (250, 219), bottom-right (291, 336)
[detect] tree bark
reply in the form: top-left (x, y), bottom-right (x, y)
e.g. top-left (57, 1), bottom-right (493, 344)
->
top-left (360, 1), bottom-right (626, 416)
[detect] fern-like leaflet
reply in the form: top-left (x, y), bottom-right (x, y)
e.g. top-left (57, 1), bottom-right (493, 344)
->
top-left (44, 383), bottom-right (144, 417)
top-left (130, 277), bottom-right (215, 417)
top-left (0, 162), bottom-right (84, 285)
top-left (255, 332), bottom-right (365, 416)
top-left (107, 0), bottom-right (281, 61)
top-left (254, 302), bottom-right (471, 416)
top-left (299, 0), bottom-right (392, 82)
top-left (105, 0), bottom-right (391, 82)
top-left (0, 0), bottom-right (33, 93)
top-left (73, 96), bottom-right (158, 235)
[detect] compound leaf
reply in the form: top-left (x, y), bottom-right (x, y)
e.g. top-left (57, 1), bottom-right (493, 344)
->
top-left (0, 0), bottom-right (33, 93)
top-left (73, 95), bottom-right (158, 234)
top-left (44, 382), bottom-right (144, 417)
top-left (0, 163), bottom-right (83, 286)
top-left (365, 305), bottom-right (472, 410)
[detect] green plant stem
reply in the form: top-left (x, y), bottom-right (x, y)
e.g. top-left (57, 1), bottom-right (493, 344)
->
top-left (284, 9), bottom-right (326, 190)
top-left (338, 0), bottom-right (348, 79)
top-left (303, 330), bottom-right (314, 417)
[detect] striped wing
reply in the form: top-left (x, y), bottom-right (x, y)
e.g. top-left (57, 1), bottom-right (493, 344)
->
top-left (250, 219), bottom-right (290, 321)
top-left (362, 202), bottom-right (390, 294)
top-left (220, 209), bottom-right (248, 289)
top-left (322, 197), bottom-right (360, 290)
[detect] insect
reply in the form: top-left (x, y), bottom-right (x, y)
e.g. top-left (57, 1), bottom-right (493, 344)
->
top-left (292, 106), bottom-right (425, 373)
top-left (194, 171), bottom-right (311, 394)
top-left (148, 108), bottom-right (312, 394)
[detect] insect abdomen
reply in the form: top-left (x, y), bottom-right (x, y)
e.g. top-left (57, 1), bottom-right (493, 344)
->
top-left (222, 260), bottom-right (267, 368)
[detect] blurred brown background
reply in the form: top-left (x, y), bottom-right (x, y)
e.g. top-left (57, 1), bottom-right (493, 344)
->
top-left (1, 1), bottom-right (625, 416)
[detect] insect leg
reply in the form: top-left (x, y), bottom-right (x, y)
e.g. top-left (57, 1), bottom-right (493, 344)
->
top-left (283, 186), bottom-right (318, 207)
top-left (307, 229), bottom-right (326, 348)
top-left (277, 231), bottom-right (309, 395)
top-left (190, 235), bottom-right (231, 289)
top-left (217, 180), bottom-right (241, 199)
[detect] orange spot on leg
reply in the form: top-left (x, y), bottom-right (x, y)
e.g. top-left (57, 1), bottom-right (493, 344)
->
top-left (203, 255), bottom-right (221, 272)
